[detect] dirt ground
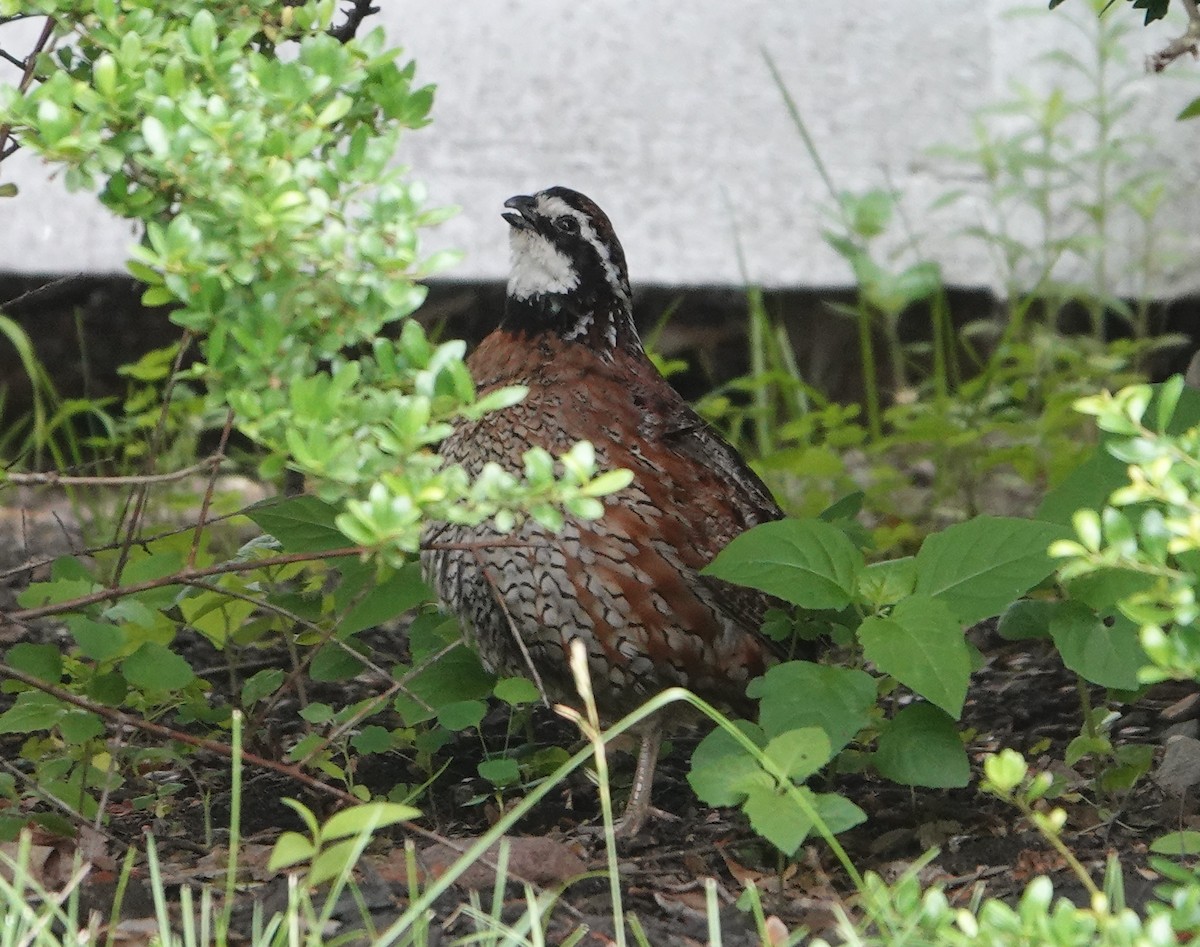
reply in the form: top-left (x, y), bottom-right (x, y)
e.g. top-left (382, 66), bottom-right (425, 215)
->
top-left (0, 591), bottom-right (1193, 945)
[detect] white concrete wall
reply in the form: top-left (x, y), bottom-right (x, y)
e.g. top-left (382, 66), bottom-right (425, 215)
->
top-left (2, 1), bottom-right (1196, 293)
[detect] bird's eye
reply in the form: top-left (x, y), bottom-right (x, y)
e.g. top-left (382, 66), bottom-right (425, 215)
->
top-left (554, 216), bottom-right (580, 235)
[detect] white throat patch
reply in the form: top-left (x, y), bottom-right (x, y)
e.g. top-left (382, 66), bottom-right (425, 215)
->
top-left (507, 228), bottom-right (579, 300)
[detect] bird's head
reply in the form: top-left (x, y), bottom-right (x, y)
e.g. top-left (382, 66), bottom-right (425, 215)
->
top-left (501, 186), bottom-right (639, 354)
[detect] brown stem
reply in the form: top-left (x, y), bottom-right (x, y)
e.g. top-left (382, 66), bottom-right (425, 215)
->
top-left (0, 15), bottom-right (55, 166)
top-left (110, 331), bottom-right (194, 587)
top-left (3, 546), bottom-right (365, 623)
top-left (1149, 0), bottom-right (1200, 72)
top-left (4, 455), bottom-right (223, 486)
top-left (188, 410), bottom-right (235, 570)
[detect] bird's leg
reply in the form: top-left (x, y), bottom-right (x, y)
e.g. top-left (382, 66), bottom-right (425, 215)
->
top-left (612, 718), bottom-right (663, 838)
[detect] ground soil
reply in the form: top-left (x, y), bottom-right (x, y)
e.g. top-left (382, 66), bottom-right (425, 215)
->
top-left (1, 575), bottom-right (1195, 945)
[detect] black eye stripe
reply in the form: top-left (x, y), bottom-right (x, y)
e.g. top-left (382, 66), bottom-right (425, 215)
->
top-left (555, 216), bottom-right (580, 234)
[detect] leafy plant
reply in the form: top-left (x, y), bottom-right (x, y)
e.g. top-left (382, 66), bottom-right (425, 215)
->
top-left (686, 511), bottom-right (1070, 855)
top-left (1050, 377), bottom-right (1200, 682)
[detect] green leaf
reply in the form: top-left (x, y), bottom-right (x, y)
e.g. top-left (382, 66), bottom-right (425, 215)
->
top-left (436, 699), bottom-right (486, 731)
top-left (749, 662), bottom-right (876, 754)
top-left (241, 668), bottom-right (284, 707)
top-left (858, 557), bottom-right (916, 607)
top-left (858, 595), bottom-right (970, 718)
top-left (351, 725), bottom-right (394, 754)
top-left (121, 643), bottom-right (196, 693)
top-left (742, 779), bottom-right (809, 855)
top-left (66, 616), bottom-right (129, 661)
top-left (763, 728), bottom-right (832, 781)
top-left (246, 496), bottom-right (352, 553)
top-left (1048, 603), bottom-right (1143, 690)
top-left (322, 802), bottom-right (419, 841)
top-left (393, 646), bottom-right (494, 726)
top-left (874, 703), bottom-right (969, 788)
top-left (743, 784), bottom-right (865, 856)
top-left (1151, 830), bottom-right (1200, 855)
top-left (59, 711), bottom-right (104, 744)
top-left (1176, 96), bottom-right (1200, 121)
top-left (688, 721), bottom-right (767, 807)
top-left (494, 677), bottom-right (540, 705)
top-left (336, 561), bottom-right (430, 635)
top-left (311, 643), bottom-right (366, 682)
top-left (997, 599), bottom-right (1054, 640)
top-left (5, 643), bottom-right (62, 684)
top-left (478, 757), bottom-right (521, 787)
top-left (0, 691), bottom-right (66, 734)
top-left (268, 831), bottom-right (315, 871)
top-left (914, 516), bottom-right (1070, 624)
top-left (703, 519), bottom-right (864, 610)
top-left (141, 115), bottom-right (168, 158)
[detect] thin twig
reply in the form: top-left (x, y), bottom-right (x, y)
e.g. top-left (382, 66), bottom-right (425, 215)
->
top-left (328, 0), bottom-right (380, 43)
top-left (0, 661), bottom-right (363, 807)
top-left (110, 330), bottom-right (194, 587)
top-left (0, 14), bottom-right (55, 166)
top-left (0, 508), bottom-right (248, 582)
top-left (188, 411), bottom-right (235, 569)
top-left (0, 661), bottom-right (545, 880)
top-left (3, 455), bottom-right (224, 486)
top-left (3, 546), bottom-right (365, 622)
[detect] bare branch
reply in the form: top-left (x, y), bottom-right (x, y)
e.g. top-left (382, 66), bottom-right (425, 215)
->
top-left (329, 0), bottom-right (380, 44)
top-left (0, 15), bottom-right (55, 166)
top-left (1149, 0), bottom-right (1200, 72)
top-left (3, 455), bottom-right (224, 487)
top-left (3, 546), bottom-right (366, 623)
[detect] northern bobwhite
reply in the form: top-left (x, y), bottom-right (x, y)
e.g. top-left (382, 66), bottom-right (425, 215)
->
top-left (421, 187), bottom-right (788, 834)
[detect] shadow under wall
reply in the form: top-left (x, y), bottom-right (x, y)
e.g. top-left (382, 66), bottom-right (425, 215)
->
top-left (1, 274), bottom-right (1197, 435)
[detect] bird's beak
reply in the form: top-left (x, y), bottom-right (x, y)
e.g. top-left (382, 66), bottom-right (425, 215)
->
top-left (502, 194), bottom-right (537, 231)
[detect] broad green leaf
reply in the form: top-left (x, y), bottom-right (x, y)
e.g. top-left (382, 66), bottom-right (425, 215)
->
top-left (858, 595), bottom-right (970, 718)
top-left (351, 725), bottom-right (393, 754)
top-left (0, 691), bottom-right (66, 734)
top-left (58, 711), bottom-right (104, 744)
top-left (393, 646), bottom-right (494, 726)
top-left (494, 677), bottom-right (540, 705)
top-left (322, 802), bottom-right (419, 841)
top-left (704, 519), bottom-right (863, 610)
top-left (268, 831), bottom-right (315, 871)
top-left (311, 643), bottom-right (367, 682)
top-left (65, 616), bottom-right (129, 661)
top-left (86, 672), bottom-right (128, 706)
top-left (5, 643), bottom-right (62, 683)
top-left (742, 779), bottom-right (809, 855)
top-left (121, 643), bottom-right (196, 693)
top-left (997, 599), bottom-right (1054, 640)
top-left (241, 668), bottom-right (284, 707)
top-left (478, 758), bottom-right (521, 787)
top-left (873, 703), bottom-right (969, 788)
top-left (858, 557), bottom-right (916, 607)
top-left (1062, 567), bottom-right (1156, 613)
top-left (1151, 830), bottom-right (1200, 855)
top-left (246, 495), bottom-right (352, 552)
top-left (763, 728), bottom-right (832, 781)
top-left (336, 561), bottom-right (430, 635)
top-left (749, 662), bottom-right (875, 754)
top-left (1049, 603), bottom-right (1143, 690)
top-left (437, 699), bottom-right (486, 731)
top-left (688, 721), bottom-right (766, 807)
top-left (914, 516), bottom-right (1070, 624)
top-left (743, 784), bottom-right (865, 856)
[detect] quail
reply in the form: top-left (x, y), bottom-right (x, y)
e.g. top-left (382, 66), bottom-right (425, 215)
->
top-left (421, 187), bottom-right (789, 834)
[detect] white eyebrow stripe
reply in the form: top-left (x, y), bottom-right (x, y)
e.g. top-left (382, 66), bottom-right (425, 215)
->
top-left (534, 194), bottom-right (631, 307)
